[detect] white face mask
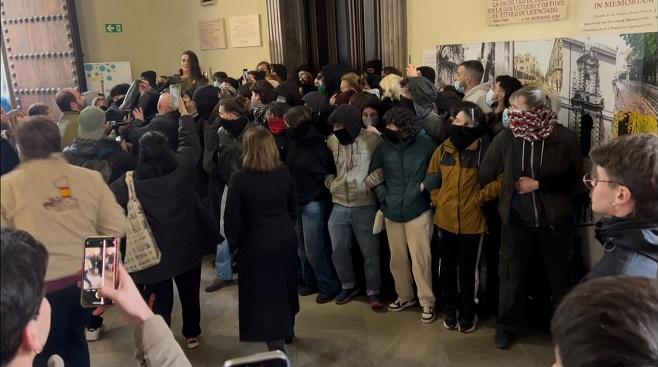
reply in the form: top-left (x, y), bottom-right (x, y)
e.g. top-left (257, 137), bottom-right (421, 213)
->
top-left (502, 108), bottom-right (510, 127)
top-left (213, 80), bottom-right (221, 88)
top-left (453, 80), bottom-right (465, 93)
top-left (486, 89), bottom-right (496, 107)
top-left (363, 116), bottom-right (377, 127)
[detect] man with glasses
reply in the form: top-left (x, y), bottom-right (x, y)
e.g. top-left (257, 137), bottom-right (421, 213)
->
top-left (583, 134), bottom-right (658, 279)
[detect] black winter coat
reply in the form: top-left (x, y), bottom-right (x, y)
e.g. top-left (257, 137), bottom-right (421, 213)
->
top-left (479, 126), bottom-right (582, 227)
top-left (128, 111), bottom-right (181, 155)
top-left (64, 138), bottom-right (135, 183)
top-left (285, 126), bottom-right (335, 206)
top-left (224, 167), bottom-right (299, 342)
top-left (111, 115), bottom-right (221, 284)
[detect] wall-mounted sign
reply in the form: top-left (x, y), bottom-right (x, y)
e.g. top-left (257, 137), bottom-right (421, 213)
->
top-left (487, 0), bottom-right (568, 26)
top-left (580, 0), bottom-right (658, 34)
top-left (104, 24), bottom-right (123, 33)
top-left (199, 19), bottom-right (227, 50)
top-left (229, 14), bottom-right (261, 48)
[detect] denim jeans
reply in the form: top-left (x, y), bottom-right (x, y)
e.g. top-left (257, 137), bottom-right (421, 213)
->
top-left (296, 201), bottom-right (340, 294)
top-left (215, 239), bottom-right (233, 281)
top-left (328, 204), bottom-right (381, 295)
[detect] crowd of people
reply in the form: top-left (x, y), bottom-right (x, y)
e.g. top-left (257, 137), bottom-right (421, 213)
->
top-left (1, 50), bottom-right (657, 367)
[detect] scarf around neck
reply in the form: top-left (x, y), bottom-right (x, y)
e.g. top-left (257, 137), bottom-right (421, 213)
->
top-left (509, 108), bottom-right (557, 142)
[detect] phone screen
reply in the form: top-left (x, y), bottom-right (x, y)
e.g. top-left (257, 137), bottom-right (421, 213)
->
top-left (243, 68), bottom-right (249, 81)
top-left (170, 84), bottom-right (181, 109)
top-left (81, 237), bottom-right (118, 307)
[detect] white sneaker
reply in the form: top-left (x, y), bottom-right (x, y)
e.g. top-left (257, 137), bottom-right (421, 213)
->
top-left (186, 337), bottom-right (201, 349)
top-left (387, 298), bottom-right (416, 312)
top-left (421, 306), bottom-right (436, 324)
top-left (85, 324), bottom-right (105, 341)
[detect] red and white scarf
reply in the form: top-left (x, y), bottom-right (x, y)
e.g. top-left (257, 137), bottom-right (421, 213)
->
top-left (508, 108), bottom-right (557, 142)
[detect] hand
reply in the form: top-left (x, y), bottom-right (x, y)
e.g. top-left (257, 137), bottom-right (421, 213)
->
top-left (99, 264), bottom-right (154, 326)
top-left (406, 64), bottom-right (420, 78)
top-left (329, 94), bottom-right (337, 106)
top-left (515, 177), bottom-right (539, 194)
top-left (132, 107), bottom-right (144, 122)
top-left (366, 125), bottom-right (381, 135)
top-left (177, 97), bottom-right (188, 115)
top-left (420, 182), bottom-right (425, 192)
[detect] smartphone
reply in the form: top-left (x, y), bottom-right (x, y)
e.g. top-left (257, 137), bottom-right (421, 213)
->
top-left (81, 236), bottom-right (119, 308)
top-left (223, 351), bottom-right (290, 367)
top-left (170, 84), bottom-right (181, 109)
top-left (243, 68), bottom-right (249, 81)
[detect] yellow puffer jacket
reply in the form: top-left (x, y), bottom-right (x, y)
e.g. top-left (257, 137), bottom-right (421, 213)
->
top-left (424, 138), bottom-right (500, 234)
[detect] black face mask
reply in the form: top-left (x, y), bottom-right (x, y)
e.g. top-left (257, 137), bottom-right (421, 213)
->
top-left (383, 128), bottom-right (401, 144)
top-left (221, 116), bottom-right (248, 137)
top-left (399, 96), bottom-right (415, 111)
top-left (449, 125), bottom-right (481, 151)
top-left (334, 128), bottom-right (355, 145)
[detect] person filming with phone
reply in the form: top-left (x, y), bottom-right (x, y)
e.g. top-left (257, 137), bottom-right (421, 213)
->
top-left (1, 116), bottom-right (126, 367)
top-left (0, 228), bottom-right (192, 367)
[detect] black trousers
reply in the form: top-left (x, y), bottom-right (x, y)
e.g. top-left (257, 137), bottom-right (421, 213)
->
top-left (496, 222), bottom-right (573, 334)
top-left (440, 231), bottom-right (484, 320)
top-left (208, 174), bottom-right (226, 226)
top-left (139, 265), bottom-right (202, 338)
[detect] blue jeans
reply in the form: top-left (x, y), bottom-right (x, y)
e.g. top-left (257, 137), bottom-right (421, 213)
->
top-left (328, 204), bottom-right (381, 295)
top-left (296, 201), bottom-right (340, 294)
top-left (34, 285), bottom-right (91, 367)
top-left (215, 239), bottom-right (233, 281)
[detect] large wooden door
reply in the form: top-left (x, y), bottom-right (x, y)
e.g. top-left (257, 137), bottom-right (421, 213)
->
top-left (1, 0), bottom-right (85, 120)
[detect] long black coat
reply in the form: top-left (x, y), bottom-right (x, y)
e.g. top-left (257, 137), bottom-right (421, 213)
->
top-left (224, 166), bottom-right (300, 342)
top-left (111, 115), bottom-right (221, 285)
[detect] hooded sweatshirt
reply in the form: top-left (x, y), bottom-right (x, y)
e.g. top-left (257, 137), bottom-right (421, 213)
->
top-left (325, 105), bottom-right (381, 207)
top-left (408, 77), bottom-right (448, 144)
top-left (302, 91), bottom-right (333, 137)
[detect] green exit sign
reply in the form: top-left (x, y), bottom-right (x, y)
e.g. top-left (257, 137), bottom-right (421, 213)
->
top-left (105, 24), bottom-right (123, 33)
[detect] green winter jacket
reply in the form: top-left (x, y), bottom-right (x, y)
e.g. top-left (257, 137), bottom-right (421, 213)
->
top-left (367, 131), bottom-right (436, 222)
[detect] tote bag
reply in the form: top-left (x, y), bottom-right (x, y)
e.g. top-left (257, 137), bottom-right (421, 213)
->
top-left (123, 171), bottom-right (161, 272)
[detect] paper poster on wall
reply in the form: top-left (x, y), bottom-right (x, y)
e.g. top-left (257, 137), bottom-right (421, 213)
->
top-left (199, 19), bottom-right (227, 50)
top-left (229, 15), bottom-right (261, 48)
top-left (487, 0), bottom-right (568, 26)
top-left (436, 32), bottom-right (658, 150)
top-left (580, 0), bottom-right (658, 35)
top-left (84, 62), bottom-right (132, 96)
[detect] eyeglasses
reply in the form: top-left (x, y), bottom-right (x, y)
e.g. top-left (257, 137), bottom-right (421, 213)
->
top-left (582, 172), bottom-right (620, 190)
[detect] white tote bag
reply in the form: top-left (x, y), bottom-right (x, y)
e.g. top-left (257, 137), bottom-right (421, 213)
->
top-left (123, 171), bottom-right (162, 273)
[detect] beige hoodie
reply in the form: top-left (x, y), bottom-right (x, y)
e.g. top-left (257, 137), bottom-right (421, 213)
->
top-left (1, 154), bottom-right (126, 281)
top-left (463, 82), bottom-right (492, 114)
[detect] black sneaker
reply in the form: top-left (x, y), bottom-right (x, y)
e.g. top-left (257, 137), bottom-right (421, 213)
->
top-left (298, 285), bottom-right (318, 296)
top-left (443, 306), bottom-right (458, 330)
top-left (316, 291), bottom-right (338, 304)
top-left (494, 329), bottom-right (512, 349)
top-left (458, 314), bottom-right (479, 333)
top-left (334, 287), bottom-right (359, 305)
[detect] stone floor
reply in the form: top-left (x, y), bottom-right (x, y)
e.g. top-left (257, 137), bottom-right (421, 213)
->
top-left (90, 259), bottom-right (555, 367)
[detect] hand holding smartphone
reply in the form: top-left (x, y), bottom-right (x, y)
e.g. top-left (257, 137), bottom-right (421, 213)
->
top-left (169, 84), bottom-right (181, 110)
top-left (81, 237), bottom-right (119, 308)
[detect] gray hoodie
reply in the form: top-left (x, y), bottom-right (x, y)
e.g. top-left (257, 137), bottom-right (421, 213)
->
top-left (464, 82), bottom-right (492, 114)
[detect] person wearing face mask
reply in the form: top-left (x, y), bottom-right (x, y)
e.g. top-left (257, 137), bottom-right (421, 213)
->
top-left (424, 101), bottom-right (500, 333)
top-left (325, 104), bottom-right (384, 311)
top-left (485, 75), bottom-right (523, 136)
top-left (264, 101), bottom-right (291, 160)
top-left (367, 107), bottom-right (437, 323)
top-left (583, 134), bottom-right (657, 279)
top-left (55, 88), bottom-right (86, 148)
top-left (284, 106), bottom-right (340, 303)
top-left (250, 80), bottom-right (278, 126)
top-left (479, 86), bottom-right (582, 349)
top-left (454, 60), bottom-right (492, 114)
top-left (204, 97), bottom-right (251, 293)
top-left (360, 98), bottom-right (383, 135)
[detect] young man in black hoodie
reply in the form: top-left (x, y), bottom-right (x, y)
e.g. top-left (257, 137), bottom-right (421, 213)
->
top-left (285, 106), bottom-right (341, 303)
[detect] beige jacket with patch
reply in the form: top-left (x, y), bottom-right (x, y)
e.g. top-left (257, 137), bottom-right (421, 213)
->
top-left (1, 154), bottom-right (126, 281)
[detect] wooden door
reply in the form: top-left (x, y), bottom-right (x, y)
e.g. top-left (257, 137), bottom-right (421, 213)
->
top-left (1, 0), bottom-right (85, 120)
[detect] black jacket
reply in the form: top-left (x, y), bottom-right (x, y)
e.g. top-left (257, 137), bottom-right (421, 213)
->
top-left (128, 111), bottom-right (181, 155)
top-left (586, 218), bottom-right (658, 279)
top-left (479, 126), bottom-right (582, 226)
top-left (111, 115), bottom-right (221, 284)
top-left (64, 138), bottom-right (135, 183)
top-left (285, 125), bottom-right (335, 206)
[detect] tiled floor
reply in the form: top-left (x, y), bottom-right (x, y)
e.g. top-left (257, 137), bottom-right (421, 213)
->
top-left (89, 260), bottom-right (555, 366)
